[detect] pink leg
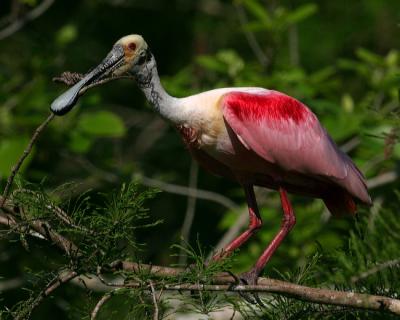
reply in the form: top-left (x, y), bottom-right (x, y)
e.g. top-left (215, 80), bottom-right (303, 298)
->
top-left (212, 185), bottom-right (262, 260)
top-left (241, 187), bottom-right (296, 284)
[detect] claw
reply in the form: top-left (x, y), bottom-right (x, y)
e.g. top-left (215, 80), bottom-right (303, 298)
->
top-left (226, 270), bottom-right (240, 290)
top-left (231, 269), bottom-right (265, 306)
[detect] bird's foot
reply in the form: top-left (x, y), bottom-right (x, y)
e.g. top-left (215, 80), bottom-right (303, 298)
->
top-left (239, 269), bottom-right (259, 286)
top-left (229, 269), bottom-right (265, 306)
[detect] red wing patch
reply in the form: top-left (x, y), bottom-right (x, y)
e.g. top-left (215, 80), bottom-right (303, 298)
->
top-left (223, 91), bottom-right (309, 126)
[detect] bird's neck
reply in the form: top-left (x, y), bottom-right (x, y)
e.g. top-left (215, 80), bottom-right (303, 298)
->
top-left (134, 60), bottom-right (181, 122)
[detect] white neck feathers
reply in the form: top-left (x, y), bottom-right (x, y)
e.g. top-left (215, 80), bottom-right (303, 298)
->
top-left (134, 58), bottom-right (181, 122)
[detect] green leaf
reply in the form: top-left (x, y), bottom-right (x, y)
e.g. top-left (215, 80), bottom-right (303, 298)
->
top-left (196, 55), bottom-right (226, 73)
top-left (356, 48), bottom-right (384, 66)
top-left (56, 24), bottom-right (78, 47)
top-left (216, 50), bottom-right (244, 77)
top-left (239, 0), bottom-right (271, 23)
top-left (68, 131), bottom-right (93, 153)
top-left (77, 111), bottom-right (126, 138)
top-left (341, 93), bottom-right (354, 113)
top-left (286, 4), bottom-right (318, 24)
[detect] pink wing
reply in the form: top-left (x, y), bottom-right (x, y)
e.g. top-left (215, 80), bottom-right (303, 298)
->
top-left (222, 90), bottom-right (371, 204)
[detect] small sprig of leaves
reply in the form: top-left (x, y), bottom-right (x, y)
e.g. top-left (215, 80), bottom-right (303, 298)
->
top-left (3, 181), bottom-right (162, 320)
top-left (76, 182), bottom-right (161, 268)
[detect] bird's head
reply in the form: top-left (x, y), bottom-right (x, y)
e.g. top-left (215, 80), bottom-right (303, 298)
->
top-left (51, 34), bottom-right (154, 115)
top-left (112, 34), bottom-right (154, 76)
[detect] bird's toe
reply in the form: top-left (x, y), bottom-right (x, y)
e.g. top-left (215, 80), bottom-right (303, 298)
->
top-left (229, 269), bottom-right (265, 306)
top-left (238, 269), bottom-right (259, 286)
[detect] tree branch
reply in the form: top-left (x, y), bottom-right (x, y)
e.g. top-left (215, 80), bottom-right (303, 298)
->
top-left (162, 282), bottom-right (400, 315)
top-left (106, 261), bottom-right (400, 315)
top-left (14, 270), bottom-right (78, 320)
top-left (351, 258), bottom-right (400, 283)
top-left (91, 291), bottom-right (114, 320)
top-left (2, 193), bottom-right (400, 316)
top-left (367, 171), bottom-right (397, 189)
top-left (32, 271), bottom-right (77, 316)
top-left (0, 0), bottom-right (55, 41)
top-left (0, 113), bottom-right (55, 208)
top-left (137, 174), bottom-right (239, 213)
top-left (179, 160), bottom-right (199, 264)
top-left (0, 198), bottom-right (80, 256)
top-left (234, 3), bottom-right (269, 67)
top-left (149, 281), bottom-right (159, 320)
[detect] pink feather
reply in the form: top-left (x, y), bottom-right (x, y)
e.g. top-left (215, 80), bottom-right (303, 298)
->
top-left (222, 90), bottom-right (371, 213)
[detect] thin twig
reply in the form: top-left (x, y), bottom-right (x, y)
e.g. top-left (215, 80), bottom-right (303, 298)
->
top-left (149, 281), bottom-right (159, 320)
top-left (133, 118), bottom-right (168, 155)
top-left (340, 136), bottom-right (360, 153)
top-left (12, 188), bottom-right (75, 226)
top-left (179, 161), bottom-right (199, 265)
top-left (91, 292), bottom-right (113, 320)
top-left (107, 260), bottom-right (186, 276)
top-left (54, 71), bottom-right (135, 95)
top-left (367, 171), bottom-right (397, 189)
top-left (229, 308), bottom-right (237, 320)
top-left (351, 259), bottom-right (400, 283)
top-left (0, 212), bottom-right (17, 228)
top-left (137, 175), bottom-right (239, 213)
top-left (0, 202), bottom-right (80, 256)
top-left (16, 270), bottom-right (78, 320)
top-left (0, 277), bottom-right (24, 291)
top-left (44, 270), bottom-right (78, 295)
top-left (288, 24), bottom-right (300, 66)
top-left (30, 219), bottom-right (80, 256)
top-left (234, 3), bottom-right (269, 67)
top-left (0, 0), bottom-right (55, 41)
top-left (1, 71), bottom-right (133, 209)
top-left (0, 113), bottom-right (55, 208)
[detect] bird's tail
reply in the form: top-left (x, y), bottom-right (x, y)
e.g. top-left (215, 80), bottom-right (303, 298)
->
top-left (323, 189), bottom-right (357, 217)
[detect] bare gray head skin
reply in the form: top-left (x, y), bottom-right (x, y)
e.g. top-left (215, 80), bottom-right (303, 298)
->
top-left (51, 35), bottom-right (154, 115)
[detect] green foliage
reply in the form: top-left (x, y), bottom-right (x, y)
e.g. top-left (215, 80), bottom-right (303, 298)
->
top-left (12, 182), bottom-right (159, 268)
top-left (56, 24), bottom-right (78, 47)
top-left (0, 137), bottom-right (31, 177)
top-left (77, 111), bottom-right (126, 138)
top-left (1, 182), bottom-right (161, 319)
top-left (2, 179), bottom-right (400, 319)
top-left (242, 1), bottom-right (318, 32)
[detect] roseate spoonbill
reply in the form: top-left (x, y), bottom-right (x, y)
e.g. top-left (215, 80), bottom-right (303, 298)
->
top-left (51, 35), bottom-right (372, 286)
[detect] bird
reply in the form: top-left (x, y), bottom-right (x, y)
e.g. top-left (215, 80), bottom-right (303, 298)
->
top-left (51, 34), bottom-right (372, 286)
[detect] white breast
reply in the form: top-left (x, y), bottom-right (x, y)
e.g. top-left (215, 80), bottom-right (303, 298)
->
top-left (176, 87), bottom-right (270, 155)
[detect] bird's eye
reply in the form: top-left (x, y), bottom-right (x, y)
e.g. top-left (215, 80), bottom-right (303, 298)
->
top-left (137, 54), bottom-right (146, 65)
top-left (128, 42), bottom-right (137, 51)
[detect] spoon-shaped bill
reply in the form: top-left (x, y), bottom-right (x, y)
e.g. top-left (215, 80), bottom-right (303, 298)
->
top-left (50, 73), bottom-right (95, 115)
top-left (50, 44), bottom-right (125, 116)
